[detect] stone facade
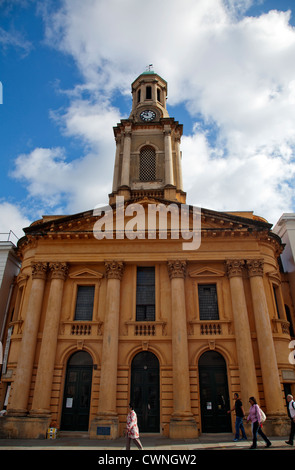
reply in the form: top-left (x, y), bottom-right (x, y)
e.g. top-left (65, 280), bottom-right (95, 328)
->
top-left (0, 72), bottom-right (294, 439)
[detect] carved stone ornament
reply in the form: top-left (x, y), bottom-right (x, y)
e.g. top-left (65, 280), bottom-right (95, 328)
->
top-left (167, 260), bottom-right (187, 279)
top-left (226, 259), bottom-right (244, 278)
top-left (105, 261), bottom-right (125, 280)
top-left (246, 259), bottom-right (264, 277)
top-left (49, 262), bottom-right (69, 281)
top-left (31, 262), bottom-right (48, 280)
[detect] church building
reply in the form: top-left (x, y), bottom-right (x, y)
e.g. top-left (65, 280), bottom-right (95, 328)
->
top-left (0, 70), bottom-right (294, 439)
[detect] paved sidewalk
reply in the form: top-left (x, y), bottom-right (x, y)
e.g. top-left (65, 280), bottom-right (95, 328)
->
top-left (0, 432), bottom-right (293, 451)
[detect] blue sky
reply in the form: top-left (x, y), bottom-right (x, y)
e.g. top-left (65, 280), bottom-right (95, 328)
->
top-left (1, 0), bottom-right (295, 239)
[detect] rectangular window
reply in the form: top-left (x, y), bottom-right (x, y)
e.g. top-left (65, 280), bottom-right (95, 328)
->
top-left (74, 285), bottom-right (95, 321)
top-left (136, 267), bottom-right (155, 321)
top-left (198, 284), bottom-right (219, 320)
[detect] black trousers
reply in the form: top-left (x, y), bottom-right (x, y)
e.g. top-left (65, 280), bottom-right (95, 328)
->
top-left (252, 421), bottom-right (271, 448)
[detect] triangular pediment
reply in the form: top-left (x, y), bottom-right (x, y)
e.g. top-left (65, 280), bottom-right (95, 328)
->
top-left (69, 267), bottom-right (103, 279)
top-left (189, 266), bottom-right (225, 278)
top-left (21, 197), bottom-right (277, 251)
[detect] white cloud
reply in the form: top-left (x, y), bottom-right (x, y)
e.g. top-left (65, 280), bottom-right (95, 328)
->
top-left (16, 0), bottom-right (295, 225)
top-left (182, 128), bottom-right (295, 224)
top-left (0, 202), bottom-right (31, 240)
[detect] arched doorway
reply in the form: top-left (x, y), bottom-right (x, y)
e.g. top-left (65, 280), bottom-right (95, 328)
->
top-left (130, 351), bottom-right (160, 433)
top-left (198, 351), bottom-right (231, 433)
top-left (61, 351), bottom-right (93, 431)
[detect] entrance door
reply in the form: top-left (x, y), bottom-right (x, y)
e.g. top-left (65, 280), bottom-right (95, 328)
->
top-left (199, 351), bottom-right (231, 433)
top-left (131, 351), bottom-right (160, 432)
top-left (61, 351), bottom-right (93, 431)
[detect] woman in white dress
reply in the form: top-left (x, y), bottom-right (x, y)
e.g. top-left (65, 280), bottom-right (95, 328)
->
top-left (125, 403), bottom-right (143, 450)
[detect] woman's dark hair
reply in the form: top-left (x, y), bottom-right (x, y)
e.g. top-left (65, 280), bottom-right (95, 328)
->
top-left (129, 403), bottom-right (134, 410)
top-left (249, 396), bottom-right (257, 404)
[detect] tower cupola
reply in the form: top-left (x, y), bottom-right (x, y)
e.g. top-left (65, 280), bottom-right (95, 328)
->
top-left (129, 70), bottom-right (169, 122)
top-left (109, 70), bottom-right (186, 204)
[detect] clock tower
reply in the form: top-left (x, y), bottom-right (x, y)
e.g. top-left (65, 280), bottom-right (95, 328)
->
top-left (109, 70), bottom-right (186, 205)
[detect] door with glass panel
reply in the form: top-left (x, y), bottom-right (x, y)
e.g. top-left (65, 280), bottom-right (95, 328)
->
top-left (61, 351), bottom-right (93, 431)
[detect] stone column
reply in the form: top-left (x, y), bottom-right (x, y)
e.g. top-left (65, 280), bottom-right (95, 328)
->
top-left (247, 259), bottom-right (285, 416)
top-left (112, 136), bottom-right (121, 192)
top-left (164, 127), bottom-right (174, 186)
top-left (30, 262), bottom-right (69, 416)
top-left (226, 260), bottom-right (258, 410)
top-left (90, 261), bottom-right (124, 439)
top-left (175, 135), bottom-right (183, 191)
top-left (8, 262), bottom-right (47, 416)
top-left (167, 260), bottom-right (198, 438)
top-left (120, 130), bottom-right (131, 187)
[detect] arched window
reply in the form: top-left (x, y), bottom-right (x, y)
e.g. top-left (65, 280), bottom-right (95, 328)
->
top-left (139, 146), bottom-right (156, 181)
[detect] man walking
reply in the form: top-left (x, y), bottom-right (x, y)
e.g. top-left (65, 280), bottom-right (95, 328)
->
top-left (285, 394), bottom-right (295, 446)
top-left (228, 393), bottom-right (247, 441)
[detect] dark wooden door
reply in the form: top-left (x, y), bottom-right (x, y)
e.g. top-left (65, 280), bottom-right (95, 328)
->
top-left (131, 352), bottom-right (160, 432)
top-left (199, 351), bottom-right (231, 433)
top-left (61, 352), bottom-right (93, 431)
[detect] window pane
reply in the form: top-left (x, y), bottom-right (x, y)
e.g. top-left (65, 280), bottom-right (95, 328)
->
top-left (198, 284), bottom-right (219, 320)
top-left (74, 286), bottom-right (95, 321)
top-left (136, 267), bottom-right (155, 321)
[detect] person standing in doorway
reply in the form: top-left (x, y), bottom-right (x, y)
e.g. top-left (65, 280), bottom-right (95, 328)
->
top-left (247, 397), bottom-right (271, 449)
top-left (285, 394), bottom-right (295, 446)
top-left (125, 403), bottom-right (143, 450)
top-left (228, 393), bottom-right (247, 441)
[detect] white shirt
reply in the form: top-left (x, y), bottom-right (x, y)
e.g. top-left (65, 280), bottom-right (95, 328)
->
top-left (289, 400), bottom-right (295, 419)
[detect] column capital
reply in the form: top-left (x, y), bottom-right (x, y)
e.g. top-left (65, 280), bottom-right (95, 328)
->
top-left (105, 261), bottom-right (125, 280)
top-left (246, 259), bottom-right (264, 277)
top-left (49, 262), bottom-right (69, 281)
top-left (31, 262), bottom-right (47, 280)
top-left (167, 260), bottom-right (187, 279)
top-left (226, 259), bottom-right (245, 278)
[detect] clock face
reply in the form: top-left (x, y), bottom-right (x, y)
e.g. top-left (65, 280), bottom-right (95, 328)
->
top-left (140, 110), bottom-right (156, 122)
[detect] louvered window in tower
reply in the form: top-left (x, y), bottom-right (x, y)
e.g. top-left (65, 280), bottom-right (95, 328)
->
top-left (140, 146), bottom-right (156, 181)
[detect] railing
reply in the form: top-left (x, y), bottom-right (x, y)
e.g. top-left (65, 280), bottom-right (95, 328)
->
top-left (59, 321), bottom-right (103, 336)
top-left (125, 321), bottom-right (167, 337)
top-left (188, 320), bottom-right (233, 336)
top-left (0, 230), bottom-right (19, 246)
top-left (272, 318), bottom-right (290, 336)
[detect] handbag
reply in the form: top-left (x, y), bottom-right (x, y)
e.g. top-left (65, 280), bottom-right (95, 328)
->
top-left (255, 404), bottom-right (266, 423)
top-left (260, 408), bottom-right (266, 423)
